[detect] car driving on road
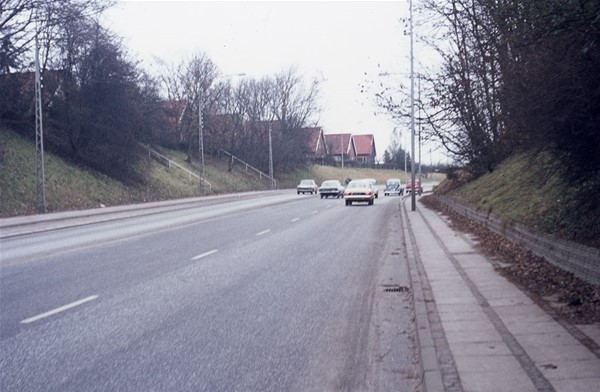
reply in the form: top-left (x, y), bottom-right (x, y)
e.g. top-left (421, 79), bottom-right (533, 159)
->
top-left (343, 180), bottom-right (375, 206)
top-left (297, 179), bottom-right (318, 194)
top-left (405, 179), bottom-right (423, 195)
top-left (318, 180), bottom-right (344, 198)
top-left (384, 178), bottom-right (404, 196)
top-left (360, 178), bottom-right (379, 198)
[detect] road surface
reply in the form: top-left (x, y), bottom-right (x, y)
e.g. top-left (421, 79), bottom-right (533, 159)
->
top-left (1, 191), bottom-right (418, 391)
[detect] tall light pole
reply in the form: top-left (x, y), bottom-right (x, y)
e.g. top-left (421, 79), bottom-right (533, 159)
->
top-left (198, 73), bottom-right (245, 195)
top-left (340, 134), bottom-right (345, 182)
top-left (418, 74), bottom-right (422, 180)
top-left (409, 0), bottom-right (416, 211)
top-left (34, 23), bottom-right (46, 213)
top-left (199, 101), bottom-right (205, 195)
top-left (268, 123), bottom-right (274, 189)
top-left (404, 131), bottom-right (408, 181)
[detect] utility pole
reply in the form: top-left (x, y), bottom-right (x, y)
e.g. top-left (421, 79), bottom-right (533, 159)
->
top-left (418, 74), bottom-right (422, 180)
top-left (34, 28), bottom-right (47, 213)
top-left (341, 134), bottom-right (345, 182)
top-left (198, 73), bottom-right (245, 195)
top-left (409, 0), bottom-right (416, 211)
top-left (268, 123), bottom-right (274, 189)
top-left (199, 101), bottom-right (205, 195)
top-left (404, 132), bottom-right (408, 182)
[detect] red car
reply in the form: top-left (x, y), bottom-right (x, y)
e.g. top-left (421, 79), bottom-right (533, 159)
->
top-left (405, 179), bottom-right (423, 195)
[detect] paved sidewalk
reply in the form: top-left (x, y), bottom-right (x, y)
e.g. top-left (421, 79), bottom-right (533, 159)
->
top-left (402, 198), bottom-right (600, 392)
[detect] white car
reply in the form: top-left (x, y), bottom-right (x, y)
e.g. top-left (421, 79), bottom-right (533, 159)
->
top-left (297, 179), bottom-right (318, 194)
top-left (343, 180), bottom-right (375, 206)
top-left (361, 178), bottom-right (379, 198)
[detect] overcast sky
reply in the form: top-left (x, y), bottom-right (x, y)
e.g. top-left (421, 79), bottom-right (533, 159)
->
top-left (104, 0), bottom-right (442, 162)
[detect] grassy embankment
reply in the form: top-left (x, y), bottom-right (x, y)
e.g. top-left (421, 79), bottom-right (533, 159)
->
top-left (4, 128), bottom-right (596, 247)
top-left (440, 152), bottom-right (600, 248)
top-left (0, 129), bottom-right (271, 217)
top-left (1, 129), bottom-right (429, 217)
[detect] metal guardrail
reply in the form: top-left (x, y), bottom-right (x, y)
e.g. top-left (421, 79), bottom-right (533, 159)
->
top-left (219, 149), bottom-right (276, 189)
top-left (435, 195), bottom-right (600, 286)
top-left (138, 143), bottom-right (212, 193)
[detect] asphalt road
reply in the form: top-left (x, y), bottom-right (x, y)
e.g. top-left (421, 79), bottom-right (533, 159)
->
top-left (0, 191), bottom-right (418, 391)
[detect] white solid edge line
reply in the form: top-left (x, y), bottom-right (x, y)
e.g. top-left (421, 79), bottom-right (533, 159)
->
top-left (192, 249), bottom-right (219, 260)
top-left (20, 295), bottom-right (98, 324)
top-left (256, 229), bottom-right (271, 236)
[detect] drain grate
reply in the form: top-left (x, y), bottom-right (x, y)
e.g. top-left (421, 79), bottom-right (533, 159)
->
top-left (383, 284), bottom-right (411, 293)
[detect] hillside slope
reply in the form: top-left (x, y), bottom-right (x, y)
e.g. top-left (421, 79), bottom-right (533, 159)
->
top-left (0, 129), bottom-right (270, 217)
top-left (2, 129), bottom-right (432, 218)
top-left (442, 152), bottom-right (600, 248)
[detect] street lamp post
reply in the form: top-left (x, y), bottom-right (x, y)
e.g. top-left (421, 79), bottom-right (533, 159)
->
top-left (198, 73), bottom-right (245, 195)
top-left (418, 74), bottom-right (422, 180)
top-left (199, 102), bottom-right (205, 195)
top-left (34, 24), bottom-right (47, 213)
top-left (341, 134), bottom-right (345, 182)
top-left (409, 0), bottom-right (416, 211)
top-left (268, 123), bottom-right (274, 189)
top-left (379, 70), bottom-right (421, 202)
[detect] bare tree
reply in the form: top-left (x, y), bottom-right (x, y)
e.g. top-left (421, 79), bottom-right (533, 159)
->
top-left (269, 66), bottom-right (321, 171)
top-left (204, 79), bottom-right (246, 170)
top-left (157, 53), bottom-right (219, 160)
top-left (388, 0), bottom-right (600, 180)
top-left (157, 62), bottom-right (321, 173)
top-left (0, 0), bottom-right (113, 73)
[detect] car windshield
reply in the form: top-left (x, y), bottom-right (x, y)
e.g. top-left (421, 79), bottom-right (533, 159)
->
top-left (348, 182), bottom-right (368, 189)
top-left (321, 181), bottom-right (337, 187)
top-left (300, 180), bottom-right (313, 185)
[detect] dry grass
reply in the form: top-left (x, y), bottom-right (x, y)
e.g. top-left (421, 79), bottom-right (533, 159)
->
top-left (444, 152), bottom-right (600, 248)
top-left (1, 128), bottom-right (445, 217)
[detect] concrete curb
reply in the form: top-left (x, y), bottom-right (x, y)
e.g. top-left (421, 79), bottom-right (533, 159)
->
top-left (0, 190), bottom-right (281, 239)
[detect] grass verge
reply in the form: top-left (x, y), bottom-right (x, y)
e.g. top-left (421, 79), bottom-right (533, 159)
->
top-left (444, 152), bottom-right (600, 248)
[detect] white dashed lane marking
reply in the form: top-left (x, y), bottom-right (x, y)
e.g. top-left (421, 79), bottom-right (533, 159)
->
top-left (192, 249), bottom-right (219, 261)
top-left (21, 295), bottom-right (98, 324)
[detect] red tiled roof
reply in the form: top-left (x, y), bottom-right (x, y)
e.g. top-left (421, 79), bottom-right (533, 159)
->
top-left (302, 127), bottom-right (322, 153)
top-left (324, 133), bottom-right (352, 155)
top-left (353, 134), bottom-right (375, 156)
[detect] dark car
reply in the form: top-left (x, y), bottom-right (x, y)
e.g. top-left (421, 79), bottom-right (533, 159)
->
top-left (318, 180), bottom-right (344, 198)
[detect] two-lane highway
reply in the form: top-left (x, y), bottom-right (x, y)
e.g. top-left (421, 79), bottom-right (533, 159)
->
top-left (0, 191), bottom-right (418, 391)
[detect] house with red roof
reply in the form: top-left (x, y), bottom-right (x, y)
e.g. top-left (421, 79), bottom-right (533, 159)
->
top-left (301, 127), bottom-right (327, 164)
top-left (353, 134), bottom-right (377, 165)
top-left (324, 133), bottom-right (356, 164)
